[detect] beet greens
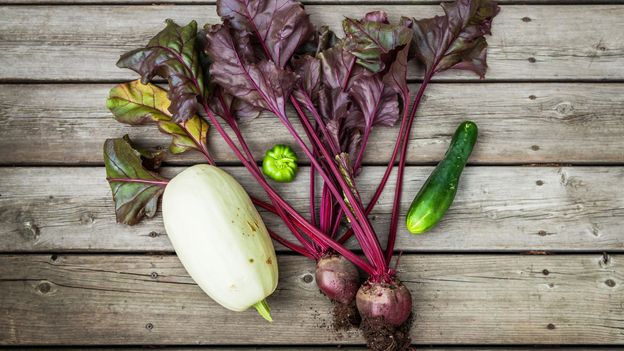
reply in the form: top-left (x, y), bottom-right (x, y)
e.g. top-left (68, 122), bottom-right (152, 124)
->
top-left (104, 0), bottom-right (499, 347)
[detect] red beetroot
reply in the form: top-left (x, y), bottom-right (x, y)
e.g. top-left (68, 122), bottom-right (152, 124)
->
top-left (315, 253), bottom-right (360, 305)
top-left (356, 278), bottom-right (412, 327)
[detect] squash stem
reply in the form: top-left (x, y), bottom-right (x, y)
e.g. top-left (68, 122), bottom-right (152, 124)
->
top-left (253, 299), bottom-right (273, 322)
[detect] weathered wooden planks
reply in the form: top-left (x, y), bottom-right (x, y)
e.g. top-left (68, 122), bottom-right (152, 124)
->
top-left (5, 0), bottom-right (624, 4)
top-left (2, 348), bottom-right (621, 351)
top-left (2, 83), bottom-right (624, 166)
top-left (1, 166), bottom-right (622, 252)
top-left (0, 5), bottom-right (623, 81)
top-left (1, 254), bottom-right (622, 344)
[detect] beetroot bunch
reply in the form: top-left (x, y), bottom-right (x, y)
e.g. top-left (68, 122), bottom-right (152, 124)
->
top-left (108, 0), bottom-right (499, 349)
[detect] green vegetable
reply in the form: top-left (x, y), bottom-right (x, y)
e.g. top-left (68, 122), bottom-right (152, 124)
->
top-left (262, 144), bottom-right (299, 182)
top-left (406, 121), bottom-right (478, 234)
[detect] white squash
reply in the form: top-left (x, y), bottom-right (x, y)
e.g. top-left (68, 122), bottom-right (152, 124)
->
top-left (162, 164), bottom-right (278, 321)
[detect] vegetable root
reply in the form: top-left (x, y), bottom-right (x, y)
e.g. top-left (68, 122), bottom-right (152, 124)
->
top-left (356, 278), bottom-right (413, 327)
top-left (315, 253), bottom-right (360, 305)
top-left (356, 278), bottom-right (413, 350)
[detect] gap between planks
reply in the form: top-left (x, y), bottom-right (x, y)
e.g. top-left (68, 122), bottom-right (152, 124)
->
top-left (2, 347), bottom-right (624, 350)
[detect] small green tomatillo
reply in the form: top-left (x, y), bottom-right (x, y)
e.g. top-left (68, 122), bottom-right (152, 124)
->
top-left (262, 144), bottom-right (299, 183)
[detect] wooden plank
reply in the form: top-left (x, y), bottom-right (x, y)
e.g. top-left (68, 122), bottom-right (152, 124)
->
top-left (5, 0), bottom-right (624, 4)
top-left (1, 166), bottom-right (623, 253)
top-left (0, 254), bottom-right (622, 344)
top-left (3, 83), bottom-right (624, 166)
top-left (3, 345), bottom-right (613, 351)
top-left (0, 5), bottom-right (623, 81)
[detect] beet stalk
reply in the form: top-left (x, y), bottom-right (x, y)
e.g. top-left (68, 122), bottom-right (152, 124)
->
top-left (109, 0), bottom-right (499, 348)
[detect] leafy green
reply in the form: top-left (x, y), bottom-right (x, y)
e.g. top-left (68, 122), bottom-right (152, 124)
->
top-left (217, 0), bottom-right (313, 67)
top-left (203, 23), bottom-right (298, 116)
top-left (342, 11), bottom-right (413, 73)
top-left (117, 20), bottom-right (204, 122)
top-left (106, 80), bottom-right (210, 155)
top-left (103, 135), bottom-right (169, 225)
top-left (350, 75), bottom-right (399, 128)
top-left (405, 0), bottom-right (500, 77)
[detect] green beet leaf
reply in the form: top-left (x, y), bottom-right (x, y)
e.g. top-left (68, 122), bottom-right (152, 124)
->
top-left (104, 135), bottom-right (169, 225)
top-left (107, 80), bottom-right (210, 155)
top-left (117, 20), bottom-right (204, 122)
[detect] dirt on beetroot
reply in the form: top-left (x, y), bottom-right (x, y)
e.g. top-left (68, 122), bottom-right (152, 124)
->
top-left (360, 313), bottom-right (413, 351)
top-left (332, 301), bottom-right (361, 330)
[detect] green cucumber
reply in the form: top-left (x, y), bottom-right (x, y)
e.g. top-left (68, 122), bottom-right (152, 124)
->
top-left (406, 121), bottom-right (478, 234)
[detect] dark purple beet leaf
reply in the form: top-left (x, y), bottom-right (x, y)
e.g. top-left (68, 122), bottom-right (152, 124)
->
top-left (319, 88), bottom-right (364, 163)
top-left (104, 135), bottom-right (169, 225)
top-left (204, 23), bottom-right (298, 117)
top-left (381, 38), bottom-right (411, 103)
top-left (318, 46), bottom-right (357, 91)
top-left (210, 88), bottom-right (262, 122)
top-left (117, 20), bottom-right (204, 122)
top-left (291, 55), bottom-right (321, 104)
top-left (217, 0), bottom-right (313, 68)
top-left (407, 0), bottom-right (500, 78)
top-left (348, 74), bottom-right (399, 170)
top-left (350, 75), bottom-right (399, 128)
top-left (342, 11), bottom-right (413, 73)
top-left (295, 26), bottom-right (339, 57)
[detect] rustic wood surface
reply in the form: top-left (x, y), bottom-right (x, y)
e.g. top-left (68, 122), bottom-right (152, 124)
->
top-left (5, 0), bottom-right (624, 3)
top-left (1, 166), bottom-right (623, 253)
top-left (1, 5), bottom-right (623, 82)
top-left (2, 83), bottom-right (623, 166)
top-left (1, 254), bottom-right (622, 345)
top-left (0, 0), bottom-right (623, 349)
top-left (4, 350), bottom-right (620, 351)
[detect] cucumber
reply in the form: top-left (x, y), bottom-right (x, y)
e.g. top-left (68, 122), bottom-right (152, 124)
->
top-left (406, 121), bottom-right (478, 234)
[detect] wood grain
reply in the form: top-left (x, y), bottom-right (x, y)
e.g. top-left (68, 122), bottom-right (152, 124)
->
top-left (2, 83), bottom-right (623, 166)
top-left (3, 349), bottom-right (622, 351)
top-left (5, 0), bottom-right (624, 4)
top-left (0, 5), bottom-right (623, 81)
top-left (3, 349), bottom-right (619, 351)
top-left (1, 166), bottom-right (622, 253)
top-left (0, 254), bottom-right (622, 345)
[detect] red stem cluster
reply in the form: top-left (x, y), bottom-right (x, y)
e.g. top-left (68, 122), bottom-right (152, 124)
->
top-left (157, 21), bottom-right (437, 281)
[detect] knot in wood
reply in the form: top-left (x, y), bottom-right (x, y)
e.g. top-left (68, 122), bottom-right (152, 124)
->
top-left (38, 282), bottom-right (51, 294)
top-left (554, 102), bottom-right (574, 116)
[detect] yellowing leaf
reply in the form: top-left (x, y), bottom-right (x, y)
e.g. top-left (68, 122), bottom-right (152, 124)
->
top-left (107, 80), bottom-right (211, 155)
top-left (107, 80), bottom-right (171, 124)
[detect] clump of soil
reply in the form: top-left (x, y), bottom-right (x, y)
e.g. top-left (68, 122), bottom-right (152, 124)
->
top-left (360, 314), bottom-right (413, 351)
top-left (332, 301), bottom-right (361, 330)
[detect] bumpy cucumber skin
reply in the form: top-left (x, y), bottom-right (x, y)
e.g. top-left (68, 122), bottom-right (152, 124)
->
top-left (406, 121), bottom-right (478, 234)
